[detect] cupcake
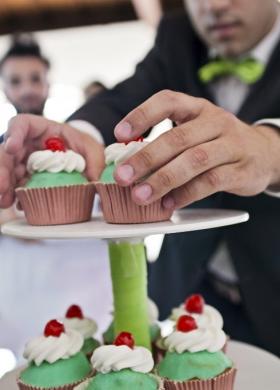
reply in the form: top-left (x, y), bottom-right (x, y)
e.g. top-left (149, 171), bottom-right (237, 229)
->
top-left (103, 298), bottom-right (161, 357)
top-left (157, 315), bottom-right (236, 390)
top-left (18, 319), bottom-right (92, 390)
top-left (63, 305), bottom-right (100, 360)
top-left (74, 332), bottom-right (163, 390)
top-left (171, 294), bottom-right (229, 352)
top-left (95, 139), bottom-right (173, 223)
top-left (16, 137), bottom-right (95, 225)
top-left (155, 294), bottom-right (226, 362)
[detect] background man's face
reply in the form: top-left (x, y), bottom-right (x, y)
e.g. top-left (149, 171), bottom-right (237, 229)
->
top-left (184, 0), bottom-right (278, 57)
top-left (1, 56), bottom-right (49, 115)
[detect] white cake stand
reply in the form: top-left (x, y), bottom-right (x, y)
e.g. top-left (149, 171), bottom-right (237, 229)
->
top-left (1, 209), bottom-right (249, 240)
top-left (1, 208), bottom-right (254, 383)
top-left (1, 208), bottom-right (249, 349)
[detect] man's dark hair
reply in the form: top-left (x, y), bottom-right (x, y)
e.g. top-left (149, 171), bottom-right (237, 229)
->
top-left (0, 34), bottom-right (50, 70)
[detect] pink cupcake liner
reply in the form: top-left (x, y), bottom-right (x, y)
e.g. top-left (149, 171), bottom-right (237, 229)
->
top-left (153, 341), bottom-right (166, 365)
top-left (17, 373), bottom-right (93, 390)
top-left (95, 183), bottom-right (173, 224)
top-left (16, 183), bottom-right (95, 226)
top-left (163, 368), bottom-right (236, 390)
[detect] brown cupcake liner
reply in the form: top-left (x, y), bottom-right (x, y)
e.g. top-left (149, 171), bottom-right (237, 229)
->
top-left (95, 183), bottom-right (173, 224)
top-left (162, 368), bottom-right (236, 390)
top-left (17, 372), bottom-right (94, 390)
top-left (153, 341), bottom-right (166, 365)
top-left (16, 183), bottom-right (95, 226)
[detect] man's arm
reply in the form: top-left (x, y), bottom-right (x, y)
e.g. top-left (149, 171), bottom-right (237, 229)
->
top-left (113, 91), bottom-right (280, 208)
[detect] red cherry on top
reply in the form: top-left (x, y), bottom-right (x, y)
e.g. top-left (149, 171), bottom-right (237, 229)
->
top-left (124, 136), bottom-right (144, 145)
top-left (185, 294), bottom-right (205, 314)
top-left (114, 332), bottom-right (135, 349)
top-left (45, 137), bottom-right (66, 152)
top-left (65, 304), bottom-right (84, 319)
top-left (177, 315), bottom-right (198, 333)
top-left (44, 319), bottom-right (65, 337)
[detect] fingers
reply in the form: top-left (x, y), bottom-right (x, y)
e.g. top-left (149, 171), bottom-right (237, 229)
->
top-left (0, 166), bottom-right (15, 208)
top-left (163, 163), bottom-right (241, 209)
top-left (61, 125), bottom-right (105, 181)
top-left (130, 139), bottom-right (240, 205)
top-left (4, 114), bottom-right (61, 155)
top-left (114, 119), bottom-right (222, 186)
top-left (114, 90), bottom-right (206, 142)
top-left (0, 189), bottom-right (15, 209)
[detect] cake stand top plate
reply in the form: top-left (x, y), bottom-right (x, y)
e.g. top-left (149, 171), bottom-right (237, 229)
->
top-left (1, 209), bottom-right (249, 240)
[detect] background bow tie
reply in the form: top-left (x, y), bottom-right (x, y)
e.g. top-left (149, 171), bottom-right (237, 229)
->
top-left (198, 57), bottom-right (265, 84)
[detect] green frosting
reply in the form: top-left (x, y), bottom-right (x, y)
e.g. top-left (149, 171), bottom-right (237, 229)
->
top-left (150, 323), bottom-right (161, 343)
top-left (102, 322), bottom-right (115, 344)
top-left (82, 337), bottom-right (100, 356)
top-left (85, 369), bottom-right (158, 390)
top-left (100, 163), bottom-right (116, 183)
top-left (26, 171), bottom-right (88, 189)
top-left (20, 352), bottom-right (91, 388)
top-left (158, 350), bottom-right (233, 381)
top-left (103, 322), bottom-right (160, 344)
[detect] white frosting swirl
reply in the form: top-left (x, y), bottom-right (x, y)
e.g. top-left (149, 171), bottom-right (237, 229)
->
top-left (27, 150), bottom-right (86, 174)
top-left (171, 304), bottom-right (223, 330)
top-left (63, 317), bottom-right (98, 340)
top-left (23, 329), bottom-right (83, 366)
top-left (105, 141), bottom-right (149, 165)
top-left (148, 298), bottom-right (159, 324)
top-left (91, 345), bottom-right (154, 374)
top-left (164, 326), bottom-right (226, 353)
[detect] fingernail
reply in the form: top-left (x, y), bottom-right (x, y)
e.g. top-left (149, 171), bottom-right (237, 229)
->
top-left (115, 121), bottom-right (132, 139)
top-left (163, 195), bottom-right (175, 209)
top-left (116, 164), bottom-right (134, 182)
top-left (134, 184), bottom-right (153, 202)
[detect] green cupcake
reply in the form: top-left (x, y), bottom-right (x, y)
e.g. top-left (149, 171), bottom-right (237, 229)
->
top-left (75, 332), bottom-right (163, 390)
top-left (157, 315), bottom-right (236, 390)
top-left (16, 137), bottom-right (95, 226)
top-left (63, 305), bottom-right (100, 360)
top-left (95, 141), bottom-right (173, 223)
top-left (18, 319), bottom-right (92, 390)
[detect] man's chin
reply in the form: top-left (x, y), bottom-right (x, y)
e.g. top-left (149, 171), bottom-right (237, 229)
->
top-left (212, 41), bottom-right (244, 58)
top-left (16, 107), bottom-right (45, 116)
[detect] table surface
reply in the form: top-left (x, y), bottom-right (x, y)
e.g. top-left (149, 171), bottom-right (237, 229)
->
top-left (1, 340), bottom-right (279, 390)
top-left (1, 209), bottom-right (249, 240)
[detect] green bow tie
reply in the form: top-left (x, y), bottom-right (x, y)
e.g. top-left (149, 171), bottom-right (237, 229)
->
top-left (198, 58), bottom-right (265, 85)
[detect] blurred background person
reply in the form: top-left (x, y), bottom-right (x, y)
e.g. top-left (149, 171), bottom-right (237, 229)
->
top-left (0, 34), bottom-right (50, 115)
top-left (131, 0), bottom-right (162, 28)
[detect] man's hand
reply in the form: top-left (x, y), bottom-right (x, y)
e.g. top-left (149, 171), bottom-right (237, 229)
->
top-left (0, 114), bottom-right (105, 209)
top-left (113, 90), bottom-right (280, 209)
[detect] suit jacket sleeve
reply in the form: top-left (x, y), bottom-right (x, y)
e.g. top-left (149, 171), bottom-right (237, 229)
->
top-left (68, 18), bottom-right (169, 146)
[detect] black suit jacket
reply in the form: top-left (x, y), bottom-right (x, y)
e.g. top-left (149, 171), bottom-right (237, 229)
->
top-left (69, 13), bottom-right (280, 138)
top-left (70, 13), bottom-right (280, 355)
